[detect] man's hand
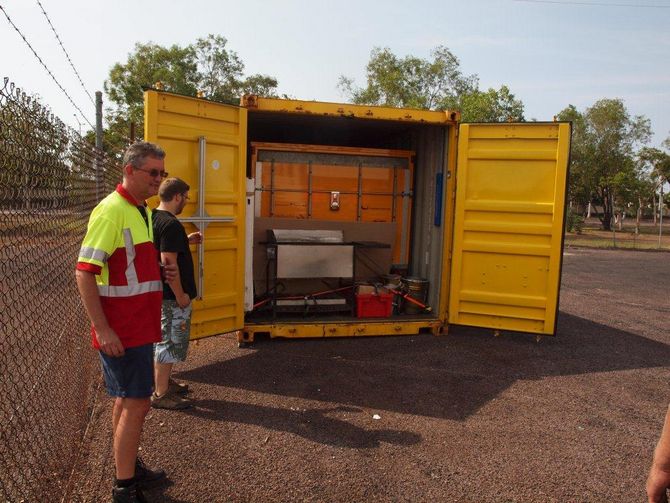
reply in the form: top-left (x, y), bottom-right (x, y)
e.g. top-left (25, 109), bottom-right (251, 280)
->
top-left (188, 231), bottom-right (203, 245)
top-left (177, 292), bottom-right (191, 309)
top-left (95, 326), bottom-right (125, 357)
top-left (76, 269), bottom-right (124, 356)
top-left (162, 262), bottom-right (178, 283)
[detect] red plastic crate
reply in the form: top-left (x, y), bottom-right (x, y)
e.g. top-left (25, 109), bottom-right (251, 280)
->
top-left (356, 289), bottom-right (393, 318)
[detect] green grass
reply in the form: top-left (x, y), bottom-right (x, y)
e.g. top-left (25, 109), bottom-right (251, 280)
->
top-left (564, 235), bottom-right (670, 250)
top-left (564, 217), bottom-right (670, 251)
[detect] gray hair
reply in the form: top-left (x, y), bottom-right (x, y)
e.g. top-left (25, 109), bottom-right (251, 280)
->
top-left (122, 141), bottom-right (166, 169)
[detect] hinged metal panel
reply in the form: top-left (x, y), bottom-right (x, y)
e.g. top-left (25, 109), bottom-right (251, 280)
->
top-left (144, 90), bottom-right (247, 339)
top-left (448, 123), bottom-right (571, 335)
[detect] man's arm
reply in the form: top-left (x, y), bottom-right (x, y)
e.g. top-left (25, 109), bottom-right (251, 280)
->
top-left (647, 404), bottom-right (670, 503)
top-left (75, 269), bottom-right (125, 357)
top-left (161, 251), bottom-right (190, 308)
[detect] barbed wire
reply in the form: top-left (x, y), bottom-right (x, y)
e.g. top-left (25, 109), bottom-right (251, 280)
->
top-left (0, 4), bottom-right (95, 129)
top-left (0, 76), bottom-right (124, 503)
top-left (35, 0), bottom-right (95, 105)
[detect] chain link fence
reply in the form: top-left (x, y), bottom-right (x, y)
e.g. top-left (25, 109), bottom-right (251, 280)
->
top-left (0, 78), bottom-right (124, 502)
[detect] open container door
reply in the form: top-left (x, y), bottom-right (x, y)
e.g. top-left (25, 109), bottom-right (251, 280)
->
top-left (145, 90), bottom-right (247, 338)
top-left (448, 122), bottom-right (571, 335)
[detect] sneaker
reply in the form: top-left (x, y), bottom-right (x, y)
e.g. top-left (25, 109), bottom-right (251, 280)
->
top-left (135, 457), bottom-right (166, 488)
top-left (112, 482), bottom-right (148, 503)
top-left (151, 392), bottom-right (190, 410)
top-left (168, 378), bottom-right (189, 395)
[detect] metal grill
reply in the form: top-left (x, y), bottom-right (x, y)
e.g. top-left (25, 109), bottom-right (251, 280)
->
top-left (0, 78), bottom-right (122, 503)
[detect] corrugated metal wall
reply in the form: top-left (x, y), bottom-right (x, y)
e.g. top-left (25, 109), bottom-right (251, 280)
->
top-left (409, 126), bottom-right (449, 313)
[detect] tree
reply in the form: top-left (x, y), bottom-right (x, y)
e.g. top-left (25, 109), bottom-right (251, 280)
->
top-left (103, 35), bottom-right (279, 151)
top-left (106, 42), bottom-right (199, 127)
top-left (610, 164), bottom-right (655, 233)
top-left (557, 99), bottom-right (651, 231)
top-left (338, 46), bottom-right (524, 121)
top-left (639, 146), bottom-right (670, 183)
top-left (639, 143), bottom-right (670, 225)
top-left (556, 105), bottom-right (593, 213)
top-left (194, 35), bottom-right (278, 104)
top-left (455, 85), bottom-right (524, 122)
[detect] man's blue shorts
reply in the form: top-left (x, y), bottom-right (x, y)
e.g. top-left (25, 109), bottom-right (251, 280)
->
top-left (99, 344), bottom-right (154, 398)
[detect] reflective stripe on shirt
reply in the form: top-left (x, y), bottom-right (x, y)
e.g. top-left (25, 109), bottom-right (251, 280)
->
top-left (123, 228), bottom-right (140, 286)
top-left (98, 280), bottom-right (163, 297)
top-left (78, 246), bottom-right (109, 263)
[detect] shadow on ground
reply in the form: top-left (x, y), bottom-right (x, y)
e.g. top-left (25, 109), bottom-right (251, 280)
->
top-left (182, 401), bottom-right (421, 448)
top-left (179, 311), bottom-right (670, 422)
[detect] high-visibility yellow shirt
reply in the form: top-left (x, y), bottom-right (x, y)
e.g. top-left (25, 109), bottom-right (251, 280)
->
top-left (77, 185), bottom-right (162, 349)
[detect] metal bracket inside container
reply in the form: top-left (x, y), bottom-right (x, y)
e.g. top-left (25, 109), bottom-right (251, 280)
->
top-left (330, 191), bottom-right (340, 211)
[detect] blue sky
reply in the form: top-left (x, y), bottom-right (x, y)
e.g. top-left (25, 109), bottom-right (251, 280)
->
top-left (1, 0), bottom-right (669, 146)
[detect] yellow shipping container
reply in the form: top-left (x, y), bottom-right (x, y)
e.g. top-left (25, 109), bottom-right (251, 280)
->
top-left (144, 90), bottom-right (570, 343)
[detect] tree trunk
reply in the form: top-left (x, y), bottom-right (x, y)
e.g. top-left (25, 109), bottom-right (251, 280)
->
top-left (636, 197), bottom-right (641, 234)
top-left (653, 195), bottom-right (657, 226)
top-left (600, 189), bottom-right (613, 231)
top-left (587, 201), bottom-right (592, 218)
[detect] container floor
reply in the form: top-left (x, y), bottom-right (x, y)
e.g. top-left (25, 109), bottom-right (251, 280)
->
top-left (244, 310), bottom-right (437, 324)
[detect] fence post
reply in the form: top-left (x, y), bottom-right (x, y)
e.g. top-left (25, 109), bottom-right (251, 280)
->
top-left (659, 182), bottom-right (664, 249)
top-left (95, 91), bottom-right (103, 202)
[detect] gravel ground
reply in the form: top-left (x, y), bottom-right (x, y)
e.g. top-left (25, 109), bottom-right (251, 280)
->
top-left (68, 247), bottom-right (670, 502)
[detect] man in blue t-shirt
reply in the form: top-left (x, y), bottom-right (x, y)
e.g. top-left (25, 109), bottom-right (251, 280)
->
top-left (151, 177), bottom-right (202, 410)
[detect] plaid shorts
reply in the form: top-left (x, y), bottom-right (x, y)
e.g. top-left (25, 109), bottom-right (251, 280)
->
top-left (154, 300), bottom-right (192, 364)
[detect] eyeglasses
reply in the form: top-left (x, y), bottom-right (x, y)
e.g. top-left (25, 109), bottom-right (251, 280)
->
top-left (134, 166), bottom-right (168, 178)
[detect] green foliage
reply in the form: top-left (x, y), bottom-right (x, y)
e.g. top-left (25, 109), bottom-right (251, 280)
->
top-left (565, 209), bottom-right (584, 234)
top-left (454, 85), bottom-right (524, 122)
top-left (194, 35), bottom-right (278, 104)
top-left (103, 34), bottom-right (279, 152)
top-left (338, 46), bottom-right (475, 109)
top-left (639, 145), bottom-right (670, 183)
top-left (338, 46), bottom-right (524, 121)
top-left (556, 105), bottom-right (592, 209)
top-left (105, 42), bottom-right (199, 126)
top-left (557, 99), bottom-right (651, 231)
top-left (610, 164), bottom-right (654, 228)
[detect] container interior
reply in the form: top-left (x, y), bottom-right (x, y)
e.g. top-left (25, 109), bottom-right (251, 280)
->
top-left (245, 110), bottom-right (449, 323)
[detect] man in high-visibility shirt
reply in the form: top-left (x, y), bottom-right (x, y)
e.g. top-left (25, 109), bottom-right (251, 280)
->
top-left (76, 141), bottom-right (174, 503)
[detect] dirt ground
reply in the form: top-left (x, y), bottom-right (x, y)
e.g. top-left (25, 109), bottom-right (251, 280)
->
top-left (69, 248), bottom-right (670, 503)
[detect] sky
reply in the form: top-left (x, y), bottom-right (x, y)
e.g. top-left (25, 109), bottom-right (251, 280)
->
top-left (1, 0), bottom-right (669, 147)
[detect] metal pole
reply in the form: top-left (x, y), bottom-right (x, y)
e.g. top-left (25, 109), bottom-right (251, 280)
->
top-left (659, 181), bottom-right (664, 249)
top-left (197, 136), bottom-right (206, 299)
top-left (610, 194), bottom-right (616, 248)
top-left (95, 91), bottom-right (103, 150)
top-left (95, 91), bottom-right (103, 201)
